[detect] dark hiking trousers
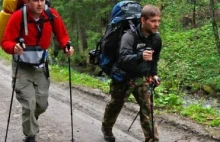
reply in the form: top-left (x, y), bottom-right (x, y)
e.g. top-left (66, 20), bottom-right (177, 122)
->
top-left (102, 78), bottom-right (159, 141)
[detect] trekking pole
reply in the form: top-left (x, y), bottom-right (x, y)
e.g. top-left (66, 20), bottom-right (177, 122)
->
top-left (148, 75), bottom-right (155, 142)
top-left (5, 38), bottom-right (24, 142)
top-left (127, 80), bottom-right (157, 132)
top-left (149, 76), bottom-right (161, 142)
top-left (127, 47), bottom-right (153, 132)
top-left (127, 111), bottom-right (139, 131)
top-left (66, 41), bottom-right (75, 142)
top-left (127, 83), bottom-right (156, 131)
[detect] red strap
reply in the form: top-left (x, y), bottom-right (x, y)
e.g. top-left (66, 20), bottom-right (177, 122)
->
top-left (3, 10), bottom-right (13, 14)
top-left (16, 0), bottom-right (27, 10)
top-left (148, 76), bottom-right (153, 84)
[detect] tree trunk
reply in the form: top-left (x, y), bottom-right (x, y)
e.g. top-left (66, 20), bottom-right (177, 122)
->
top-left (192, 0), bottom-right (196, 27)
top-left (210, 0), bottom-right (220, 55)
top-left (79, 23), bottom-right (88, 52)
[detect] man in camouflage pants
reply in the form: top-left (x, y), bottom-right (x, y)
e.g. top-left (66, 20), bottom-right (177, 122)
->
top-left (102, 5), bottom-right (162, 142)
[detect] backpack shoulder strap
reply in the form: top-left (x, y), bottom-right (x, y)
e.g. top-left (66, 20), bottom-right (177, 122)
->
top-left (20, 5), bottom-right (28, 36)
top-left (132, 29), bottom-right (138, 49)
top-left (44, 6), bottom-right (55, 32)
top-left (128, 20), bottom-right (139, 50)
top-left (19, 6), bottom-right (55, 38)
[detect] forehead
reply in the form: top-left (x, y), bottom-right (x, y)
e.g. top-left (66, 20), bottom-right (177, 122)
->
top-left (147, 15), bottom-right (161, 21)
top-left (30, 0), bottom-right (45, 2)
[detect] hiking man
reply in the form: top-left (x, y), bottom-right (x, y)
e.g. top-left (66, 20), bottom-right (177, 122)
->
top-left (101, 5), bottom-right (162, 142)
top-left (1, 0), bottom-right (74, 141)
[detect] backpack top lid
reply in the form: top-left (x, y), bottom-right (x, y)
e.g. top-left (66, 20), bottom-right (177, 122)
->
top-left (110, 1), bottom-right (141, 25)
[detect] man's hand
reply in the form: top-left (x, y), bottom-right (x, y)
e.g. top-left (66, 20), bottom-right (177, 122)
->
top-left (153, 75), bottom-right (161, 86)
top-left (142, 50), bottom-right (153, 61)
top-left (65, 46), bottom-right (74, 57)
top-left (14, 43), bottom-right (25, 55)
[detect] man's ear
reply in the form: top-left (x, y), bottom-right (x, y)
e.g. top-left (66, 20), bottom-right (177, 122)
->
top-left (141, 17), bottom-right (145, 24)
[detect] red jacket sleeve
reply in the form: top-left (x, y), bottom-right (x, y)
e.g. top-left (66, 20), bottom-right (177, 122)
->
top-left (50, 8), bottom-right (70, 49)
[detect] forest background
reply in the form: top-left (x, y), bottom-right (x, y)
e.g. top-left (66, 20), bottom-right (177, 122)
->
top-left (52, 0), bottom-right (220, 96)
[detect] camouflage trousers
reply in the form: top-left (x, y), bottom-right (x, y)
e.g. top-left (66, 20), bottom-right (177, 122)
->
top-left (102, 77), bottom-right (159, 141)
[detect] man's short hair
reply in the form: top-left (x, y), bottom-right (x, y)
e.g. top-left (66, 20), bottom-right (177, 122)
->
top-left (141, 5), bottom-right (161, 20)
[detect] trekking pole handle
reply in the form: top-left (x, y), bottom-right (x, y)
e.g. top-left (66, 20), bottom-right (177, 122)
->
top-left (66, 41), bottom-right (71, 50)
top-left (145, 47), bottom-right (152, 51)
top-left (155, 77), bottom-right (161, 83)
top-left (18, 38), bottom-right (24, 48)
top-left (153, 77), bottom-right (161, 85)
top-left (149, 76), bottom-right (161, 88)
top-left (145, 47), bottom-right (152, 73)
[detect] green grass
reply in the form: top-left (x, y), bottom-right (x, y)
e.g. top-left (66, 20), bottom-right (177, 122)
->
top-left (180, 103), bottom-right (220, 126)
top-left (0, 49), bottom-right (12, 60)
top-left (159, 23), bottom-right (220, 94)
top-left (50, 64), bottom-right (110, 93)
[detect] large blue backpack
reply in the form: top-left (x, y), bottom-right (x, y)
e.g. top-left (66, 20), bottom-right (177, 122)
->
top-left (89, 1), bottom-right (141, 76)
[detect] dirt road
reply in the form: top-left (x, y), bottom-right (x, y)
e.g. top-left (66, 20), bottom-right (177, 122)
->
top-left (0, 59), bottom-right (219, 142)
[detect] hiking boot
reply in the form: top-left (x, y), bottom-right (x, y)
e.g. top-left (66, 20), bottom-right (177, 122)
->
top-left (101, 126), bottom-right (115, 142)
top-left (23, 136), bottom-right (36, 142)
top-left (35, 116), bottom-right (40, 133)
top-left (145, 138), bottom-right (159, 142)
top-left (35, 116), bottom-right (39, 120)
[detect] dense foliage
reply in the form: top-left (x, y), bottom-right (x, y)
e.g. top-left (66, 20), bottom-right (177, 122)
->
top-left (49, 0), bottom-right (220, 96)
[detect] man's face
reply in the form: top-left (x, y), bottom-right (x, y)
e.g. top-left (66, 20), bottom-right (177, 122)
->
top-left (28, 0), bottom-right (45, 16)
top-left (141, 15), bottom-right (161, 34)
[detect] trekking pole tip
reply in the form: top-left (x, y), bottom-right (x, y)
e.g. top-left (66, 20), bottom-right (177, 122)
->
top-left (71, 137), bottom-right (75, 142)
